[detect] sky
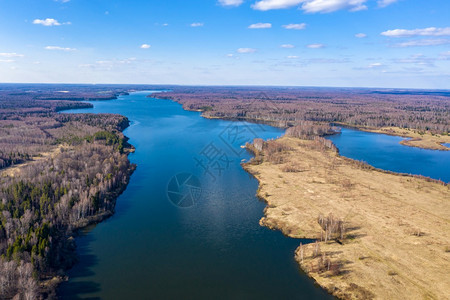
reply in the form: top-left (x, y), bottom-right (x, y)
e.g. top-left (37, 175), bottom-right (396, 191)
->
top-left (0, 0), bottom-right (449, 88)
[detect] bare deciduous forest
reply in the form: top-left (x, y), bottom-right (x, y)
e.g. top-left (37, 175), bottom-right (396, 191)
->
top-left (153, 86), bottom-right (450, 134)
top-left (1, 84), bottom-right (449, 299)
top-left (0, 84), bottom-right (140, 299)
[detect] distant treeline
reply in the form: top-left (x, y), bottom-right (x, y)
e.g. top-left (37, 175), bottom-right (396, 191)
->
top-left (153, 86), bottom-right (450, 134)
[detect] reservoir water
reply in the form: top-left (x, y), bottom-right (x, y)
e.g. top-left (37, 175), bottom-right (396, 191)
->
top-left (58, 91), bottom-right (332, 299)
top-left (327, 128), bottom-right (450, 183)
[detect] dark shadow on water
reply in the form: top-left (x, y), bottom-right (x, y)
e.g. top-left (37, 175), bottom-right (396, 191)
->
top-left (105, 171), bottom-right (143, 219)
top-left (58, 176), bottom-right (146, 298)
top-left (58, 230), bottom-right (101, 298)
top-left (58, 281), bottom-right (101, 300)
top-left (59, 92), bottom-right (337, 299)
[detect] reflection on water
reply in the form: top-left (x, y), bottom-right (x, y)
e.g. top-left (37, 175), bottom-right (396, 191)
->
top-left (58, 92), bottom-right (332, 299)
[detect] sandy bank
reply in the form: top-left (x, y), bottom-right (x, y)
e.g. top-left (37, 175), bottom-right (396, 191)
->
top-left (243, 136), bottom-right (450, 300)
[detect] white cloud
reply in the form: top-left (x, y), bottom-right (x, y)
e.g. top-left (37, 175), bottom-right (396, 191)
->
top-left (438, 51), bottom-right (450, 61)
top-left (97, 58), bottom-right (136, 65)
top-left (252, 0), bottom-right (368, 13)
top-left (140, 44), bottom-right (151, 49)
top-left (287, 55), bottom-right (299, 59)
top-left (190, 23), bottom-right (204, 27)
top-left (0, 59), bottom-right (15, 63)
top-left (393, 54), bottom-right (435, 67)
top-left (393, 39), bottom-right (450, 47)
top-left (308, 58), bottom-right (349, 64)
top-left (381, 27), bottom-right (450, 38)
top-left (377, 0), bottom-right (398, 8)
top-left (218, 0), bottom-right (244, 6)
top-left (355, 33), bottom-right (367, 38)
top-left (303, 0), bottom-right (367, 13)
top-left (307, 43), bottom-right (325, 49)
top-left (45, 46), bottom-right (76, 51)
top-left (248, 23), bottom-right (272, 29)
top-left (237, 48), bottom-right (257, 53)
top-left (55, 0), bottom-right (70, 2)
top-left (226, 54), bottom-right (234, 57)
top-left (354, 62), bottom-right (386, 71)
top-left (368, 62), bottom-right (383, 68)
top-left (80, 58), bottom-right (138, 70)
top-left (252, 0), bottom-right (303, 10)
top-left (78, 64), bottom-right (95, 68)
top-left (33, 18), bottom-right (62, 26)
top-left (282, 23), bottom-right (306, 30)
top-left (281, 44), bottom-right (295, 48)
top-left (0, 53), bottom-right (24, 58)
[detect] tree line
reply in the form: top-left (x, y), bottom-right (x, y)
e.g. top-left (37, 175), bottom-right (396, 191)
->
top-left (0, 85), bottom-right (137, 299)
top-left (154, 86), bottom-right (449, 134)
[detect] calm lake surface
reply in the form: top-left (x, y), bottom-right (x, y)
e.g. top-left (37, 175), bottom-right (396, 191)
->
top-left (58, 91), bottom-right (332, 299)
top-left (327, 128), bottom-right (450, 183)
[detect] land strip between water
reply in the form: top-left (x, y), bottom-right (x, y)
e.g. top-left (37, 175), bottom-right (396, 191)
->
top-left (243, 136), bottom-right (449, 300)
top-left (153, 87), bottom-right (450, 298)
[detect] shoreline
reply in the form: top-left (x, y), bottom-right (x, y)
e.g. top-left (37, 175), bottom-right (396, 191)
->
top-left (151, 93), bottom-right (450, 300)
top-left (50, 94), bottom-right (137, 297)
top-left (52, 92), bottom-right (447, 299)
top-left (11, 93), bottom-right (137, 298)
top-left (49, 160), bottom-right (136, 298)
top-left (242, 136), bottom-right (449, 299)
top-left (331, 122), bottom-right (450, 151)
top-left (151, 94), bottom-right (449, 151)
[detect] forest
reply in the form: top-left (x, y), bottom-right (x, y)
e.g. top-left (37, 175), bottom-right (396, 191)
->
top-left (152, 86), bottom-right (450, 134)
top-left (0, 84), bottom-right (141, 299)
top-left (1, 84), bottom-right (449, 299)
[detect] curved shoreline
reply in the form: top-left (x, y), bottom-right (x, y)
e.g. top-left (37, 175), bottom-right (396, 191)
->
top-left (150, 92), bottom-right (450, 300)
top-left (242, 136), bottom-right (449, 299)
top-left (331, 123), bottom-right (450, 151)
top-left (42, 94), bottom-right (138, 297)
top-left (57, 92), bottom-right (336, 299)
top-left (151, 94), bottom-right (450, 152)
top-left (58, 91), bottom-right (448, 299)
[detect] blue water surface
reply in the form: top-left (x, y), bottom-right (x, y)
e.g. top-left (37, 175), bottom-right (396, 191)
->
top-left (327, 128), bottom-right (450, 182)
top-left (58, 91), bottom-right (332, 299)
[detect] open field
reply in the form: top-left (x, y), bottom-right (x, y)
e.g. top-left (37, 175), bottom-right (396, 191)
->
top-left (244, 136), bottom-right (450, 300)
top-left (1, 144), bottom-right (71, 178)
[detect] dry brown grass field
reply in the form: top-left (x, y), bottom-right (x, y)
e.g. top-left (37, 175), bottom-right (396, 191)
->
top-left (1, 144), bottom-right (67, 178)
top-left (244, 137), bottom-right (450, 300)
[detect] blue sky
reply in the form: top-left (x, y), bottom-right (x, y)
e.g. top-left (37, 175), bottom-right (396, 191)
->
top-left (0, 0), bottom-right (449, 88)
